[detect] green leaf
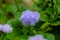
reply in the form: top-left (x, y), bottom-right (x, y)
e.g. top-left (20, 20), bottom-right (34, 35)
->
top-left (46, 7), bottom-right (53, 15)
top-left (40, 11), bottom-right (49, 22)
top-left (57, 5), bottom-right (60, 13)
top-left (52, 21), bottom-right (60, 26)
top-left (5, 33), bottom-right (28, 40)
top-left (40, 22), bottom-right (50, 30)
top-left (6, 5), bottom-right (17, 13)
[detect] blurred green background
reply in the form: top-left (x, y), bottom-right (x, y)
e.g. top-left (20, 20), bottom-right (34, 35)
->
top-left (0, 0), bottom-right (60, 40)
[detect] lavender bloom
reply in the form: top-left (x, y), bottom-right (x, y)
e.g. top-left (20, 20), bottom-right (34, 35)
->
top-left (28, 35), bottom-right (46, 40)
top-left (1, 24), bottom-right (13, 33)
top-left (0, 24), bottom-right (3, 30)
top-left (20, 10), bottom-right (40, 26)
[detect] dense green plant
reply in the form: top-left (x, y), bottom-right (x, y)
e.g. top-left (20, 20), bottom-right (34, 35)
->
top-left (0, 0), bottom-right (60, 40)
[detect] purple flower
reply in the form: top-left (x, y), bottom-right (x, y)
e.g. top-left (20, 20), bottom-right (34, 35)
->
top-left (28, 35), bottom-right (46, 40)
top-left (0, 24), bottom-right (3, 30)
top-left (1, 24), bottom-right (13, 33)
top-left (20, 10), bottom-right (40, 26)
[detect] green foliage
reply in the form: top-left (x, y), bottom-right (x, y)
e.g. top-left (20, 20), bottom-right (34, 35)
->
top-left (37, 32), bottom-right (55, 40)
top-left (0, 0), bottom-right (60, 40)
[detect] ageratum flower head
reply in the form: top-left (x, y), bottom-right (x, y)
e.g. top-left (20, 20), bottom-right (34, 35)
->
top-left (1, 24), bottom-right (13, 33)
top-left (28, 34), bottom-right (46, 40)
top-left (20, 10), bottom-right (40, 26)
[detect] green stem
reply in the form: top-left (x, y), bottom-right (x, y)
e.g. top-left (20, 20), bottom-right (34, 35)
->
top-left (15, 0), bottom-right (20, 11)
top-left (1, 33), bottom-right (6, 40)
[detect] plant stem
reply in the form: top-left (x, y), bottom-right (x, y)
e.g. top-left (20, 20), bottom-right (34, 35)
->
top-left (15, 0), bottom-right (20, 11)
top-left (1, 33), bottom-right (6, 40)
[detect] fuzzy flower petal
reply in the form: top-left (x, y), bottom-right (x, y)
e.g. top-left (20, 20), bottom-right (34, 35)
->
top-left (20, 10), bottom-right (40, 26)
top-left (2, 24), bottom-right (13, 33)
top-left (28, 35), bottom-right (46, 40)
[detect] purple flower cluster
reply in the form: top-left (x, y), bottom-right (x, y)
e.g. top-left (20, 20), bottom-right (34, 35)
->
top-left (28, 35), bottom-right (46, 40)
top-left (0, 24), bottom-right (13, 33)
top-left (20, 10), bottom-right (40, 26)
